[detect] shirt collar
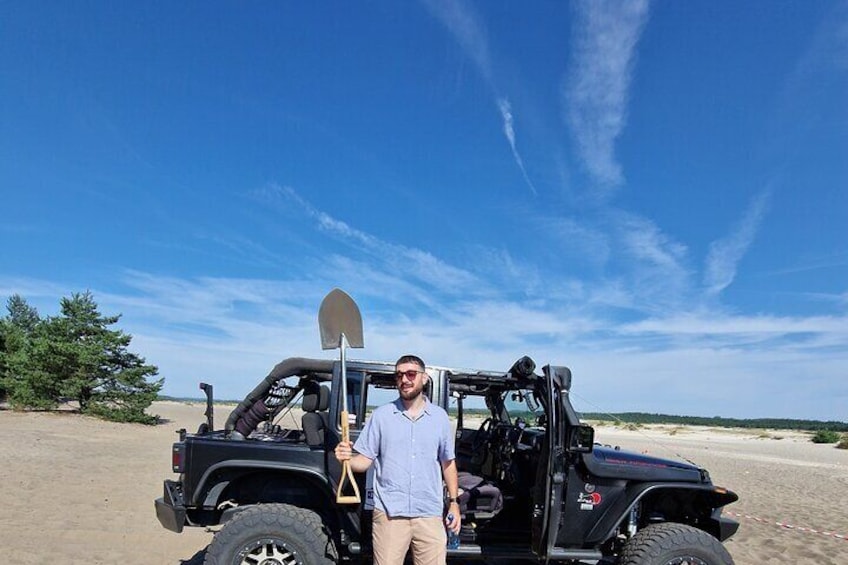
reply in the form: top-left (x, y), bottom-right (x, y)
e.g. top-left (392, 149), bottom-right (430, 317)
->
top-left (391, 396), bottom-right (432, 416)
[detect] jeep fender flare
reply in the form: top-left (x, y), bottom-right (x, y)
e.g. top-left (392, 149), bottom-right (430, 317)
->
top-left (191, 460), bottom-right (336, 509)
top-left (587, 482), bottom-right (739, 545)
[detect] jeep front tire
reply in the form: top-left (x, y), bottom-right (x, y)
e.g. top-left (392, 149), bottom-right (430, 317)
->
top-left (204, 503), bottom-right (336, 565)
top-left (618, 522), bottom-right (734, 565)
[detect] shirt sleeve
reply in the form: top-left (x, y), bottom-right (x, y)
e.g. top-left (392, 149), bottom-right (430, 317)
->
top-left (354, 410), bottom-right (380, 460)
top-left (438, 411), bottom-right (456, 463)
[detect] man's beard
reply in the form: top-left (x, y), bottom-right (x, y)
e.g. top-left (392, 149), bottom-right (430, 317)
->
top-left (398, 383), bottom-right (423, 401)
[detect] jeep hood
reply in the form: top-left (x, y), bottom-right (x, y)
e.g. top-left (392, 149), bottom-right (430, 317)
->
top-left (582, 446), bottom-right (704, 483)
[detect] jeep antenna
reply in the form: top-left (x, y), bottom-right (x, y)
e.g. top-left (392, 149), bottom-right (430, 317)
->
top-left (318, 288), bottom-right (364, 504)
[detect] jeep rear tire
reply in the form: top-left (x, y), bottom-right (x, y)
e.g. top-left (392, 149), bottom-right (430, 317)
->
top-left (204, 503), bottom-right (336, 565)
top-left (618, 523), bottom-right (733, 565)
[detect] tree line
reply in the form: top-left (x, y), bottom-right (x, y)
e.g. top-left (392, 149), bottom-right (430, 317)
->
top-left (0, 292), bottom-right (162, 424)
top-left (580, 412), bottom-right (848, 432)
top-left (456, 408), bottom-right (847, 431)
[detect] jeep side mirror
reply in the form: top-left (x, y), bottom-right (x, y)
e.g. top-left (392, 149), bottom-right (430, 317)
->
top-left (567, 424), bottom-right (594, 453)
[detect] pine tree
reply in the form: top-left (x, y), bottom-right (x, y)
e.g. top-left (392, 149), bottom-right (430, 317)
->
top-left (0, 295), bottom-right (55, 408)
top-left (34, 291), bottom-right (163, 423)
top-left (7, 294), bottom-right (40, 332)
top-left (2, 292), bottom-right (163, 422)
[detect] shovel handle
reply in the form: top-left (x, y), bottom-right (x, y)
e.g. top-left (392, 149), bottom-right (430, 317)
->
top-left (336, 410), bottom-right (361, 504)
top-left (336, 462), bottom-right (361, 505)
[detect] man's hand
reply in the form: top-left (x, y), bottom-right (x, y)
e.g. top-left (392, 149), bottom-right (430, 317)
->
top-left (445, 502), bottom-right (462, 534)
top-left (334, 440), bottom-right (353, 462)
top-left (333, 442), bottom-right (373, 472)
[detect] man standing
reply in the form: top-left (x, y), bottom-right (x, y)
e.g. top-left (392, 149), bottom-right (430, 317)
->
top-left (334, 354), bottom-right (461, 565)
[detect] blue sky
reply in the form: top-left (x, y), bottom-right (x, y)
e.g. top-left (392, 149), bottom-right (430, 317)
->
top-left (2, 1), bottom-right (846, 421)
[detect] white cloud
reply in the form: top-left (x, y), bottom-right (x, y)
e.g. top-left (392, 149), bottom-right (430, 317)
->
top-left (422, 0), bottom-right (493, 82)
top-left (424, 1), bottom-right (537, 195)
top-left (3, 259), bottom-right (847, 421)
top-left (613, 212), bottom-right (692, 312)
top-left (567, 344), bottom-right (848, 421)
top-left (621, 311), bottom-right (848, 341)
top-left (0, 278), bottom-right (70, 303)
top-left (544, 216), bottom-right (612, 267)
top-left (704, 191), bottom-right (770, 296)
top-left (110, 276), bottom-right (848, 422)
top-left (2, 185), bottom-right (845, 420)
top-left (257, 185), bottom-right (480, 297)
top-left (621, 219), bottom-right (687, 270)
top-left (198, 231), bottom-right (286, 269)
top-left (762, 253), bottom-right (848, 277)
top-left (497, 98), bottom-right (537, 195)
top-left (565, 0), bottom-right (650, 190)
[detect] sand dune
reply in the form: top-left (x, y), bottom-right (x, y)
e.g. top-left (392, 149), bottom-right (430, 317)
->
top-left (0, 401), bottom-right (845, 564)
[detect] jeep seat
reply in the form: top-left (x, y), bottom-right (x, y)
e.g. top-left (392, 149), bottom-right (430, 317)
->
top-left (302, 383), bottom-right (330, 448)
top-left (457, 471), bottom-right (503, 518)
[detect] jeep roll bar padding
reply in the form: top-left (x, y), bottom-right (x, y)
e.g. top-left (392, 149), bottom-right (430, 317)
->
top-left (225, 357), bottom-right (335, 434)
top-left (509, 356), bottom-right (536, 379)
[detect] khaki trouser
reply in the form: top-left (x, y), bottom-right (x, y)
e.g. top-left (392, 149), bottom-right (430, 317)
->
top-left (372, 509), bottom-right (447, 565)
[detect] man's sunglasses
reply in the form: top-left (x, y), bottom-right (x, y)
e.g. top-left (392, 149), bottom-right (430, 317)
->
top-left (395, 369), bottom-right (424, 380)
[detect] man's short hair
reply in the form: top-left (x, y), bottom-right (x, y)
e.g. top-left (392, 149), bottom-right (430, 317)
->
top-left (395, 354), bottom-right (425, 370)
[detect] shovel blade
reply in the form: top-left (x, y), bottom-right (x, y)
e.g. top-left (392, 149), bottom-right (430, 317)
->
top-left (318, 288), bottom-right (364, 349)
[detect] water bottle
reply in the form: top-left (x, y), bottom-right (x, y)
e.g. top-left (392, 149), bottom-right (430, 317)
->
top-left (446, 513), bottom-right (460, 549)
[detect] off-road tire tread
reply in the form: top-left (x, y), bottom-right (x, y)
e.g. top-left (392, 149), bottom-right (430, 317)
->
top-left (618, 522), bottom-right (734, 565)
top-left (204, 503), bottom-right (336, 565)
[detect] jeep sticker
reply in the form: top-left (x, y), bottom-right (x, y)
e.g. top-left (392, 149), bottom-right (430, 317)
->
top-left (577, 491), bottom-right (602, 510)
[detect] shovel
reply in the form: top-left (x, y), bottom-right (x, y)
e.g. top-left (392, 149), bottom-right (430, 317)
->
top-left (319, 288), bottom-right (364, 504)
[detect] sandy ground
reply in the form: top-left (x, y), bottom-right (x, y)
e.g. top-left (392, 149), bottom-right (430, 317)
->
top-left (0, 402), bottom-right (845, 564)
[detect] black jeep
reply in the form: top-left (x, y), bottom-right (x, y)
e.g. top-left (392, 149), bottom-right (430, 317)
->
top-left (155, 356), bottom-right (739, 564)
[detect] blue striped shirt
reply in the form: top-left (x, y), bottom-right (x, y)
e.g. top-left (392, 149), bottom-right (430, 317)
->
top-left (354, 397), bottom-right (455, 518)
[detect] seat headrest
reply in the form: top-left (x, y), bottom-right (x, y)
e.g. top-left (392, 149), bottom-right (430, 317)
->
top-left (302, 383), bottom-right (330, 413)
top-left (302, 383), bottom-right (320, 412)
top-left (317, 385), bottom-right (330, 411)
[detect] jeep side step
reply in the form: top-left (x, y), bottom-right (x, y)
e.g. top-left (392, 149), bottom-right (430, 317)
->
top-left (447, 544), bottom-right (603, 562)
top-left (346, 542), bottom-right (603, 562)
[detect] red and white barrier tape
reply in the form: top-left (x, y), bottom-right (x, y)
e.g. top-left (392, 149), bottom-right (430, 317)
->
top-left (725, 511), bottom-right (847, 541)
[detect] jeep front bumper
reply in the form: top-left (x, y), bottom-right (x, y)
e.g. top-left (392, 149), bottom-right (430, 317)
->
top-left (716, 514), bottom-right (740, 541)
top-left (155, 480), bottom-right (187, 533)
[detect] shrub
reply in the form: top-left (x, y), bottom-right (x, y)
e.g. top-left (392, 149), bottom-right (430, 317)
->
top-left (811, 430), bottom-right (841, 444)
top-left (836, 435), bottom-right (848, 450)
